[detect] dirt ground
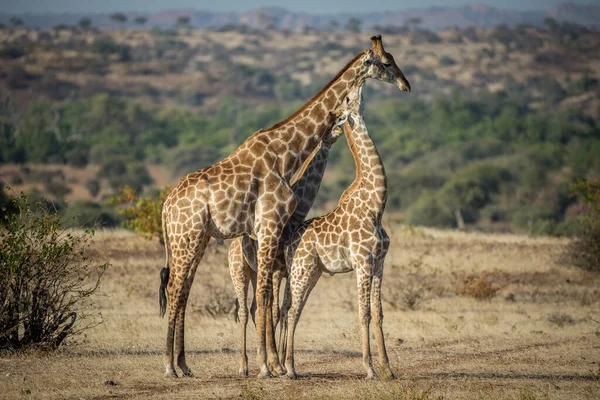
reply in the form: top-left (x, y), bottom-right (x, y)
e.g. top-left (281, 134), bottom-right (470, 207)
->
top-left (1, 227), bottom-right (599, 399)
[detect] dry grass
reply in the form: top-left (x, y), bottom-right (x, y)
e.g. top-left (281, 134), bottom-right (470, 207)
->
top-left (1, 227), bottom-right (600, 399)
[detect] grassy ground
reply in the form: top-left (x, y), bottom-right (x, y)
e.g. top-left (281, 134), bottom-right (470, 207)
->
top-left (1, 227), bottom-right (599, 399)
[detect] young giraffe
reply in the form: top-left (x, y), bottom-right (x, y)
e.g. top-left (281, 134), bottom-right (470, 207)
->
top-left (228, 113), bottom-right (345, 377)
top-left (159, 35), bottom-right (410, 379)
top-left (281, 81), bottom-right (393, 380)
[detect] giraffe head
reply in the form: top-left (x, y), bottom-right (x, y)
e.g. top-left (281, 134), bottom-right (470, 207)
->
top-left (361, 35), bottom-right (411, 92)
top-left (322, 111), bottom-right (346, 145)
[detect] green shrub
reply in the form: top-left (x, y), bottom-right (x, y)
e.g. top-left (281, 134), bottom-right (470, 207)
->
top-left (0, 192), bottom-right (109, 350)
top-left (44, 180), bottom-right (72, 199)
top-left (562, 179), bottom-right (600, 271)
top-left (406, 194), bottom-right (455, 228)
top-left (109, 186), bottom-right (170, 242)
top-left (61, 201), bottom-right (119, 228)
top-left (85, 179), bottom-right (101, 198)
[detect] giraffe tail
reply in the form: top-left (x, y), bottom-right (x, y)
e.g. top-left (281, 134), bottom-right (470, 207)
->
top-left (159, 207), bottom-right (170, 318)
top-left (159, 267), bottom-right (169, 318)
top-left (233, 298), bottom-right (240, 323)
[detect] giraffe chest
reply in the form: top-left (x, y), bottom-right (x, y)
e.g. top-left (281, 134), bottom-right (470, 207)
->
top-left (316, 219), bottom-right (388, 275)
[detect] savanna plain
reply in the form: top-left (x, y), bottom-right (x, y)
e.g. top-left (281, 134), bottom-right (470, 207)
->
top-left (1, 226), bottom-right (599, 399)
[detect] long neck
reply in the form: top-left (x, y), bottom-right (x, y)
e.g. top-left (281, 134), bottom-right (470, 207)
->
top-left (339, 107), bottom-right (387, 213)
top-left (263, 53), bottom-right (365, 181)
top-left (282, 142), bottom-right (332, 240)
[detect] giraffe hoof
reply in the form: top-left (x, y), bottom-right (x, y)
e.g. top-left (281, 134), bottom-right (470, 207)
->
top-left (239, 370), bottom-right (249, 377)
top-left (365, 369), bottom-right (378, 380)
top-left (164, 371), bottom-right (178, 378)
top-left (257, 371), bottom-right (272, 379)
top-left (268, 362), bottom-right (286, 376)
top-left (286, 371), bottom-right (298, 380)
top-left (181, 370), bottom-right (194, 378)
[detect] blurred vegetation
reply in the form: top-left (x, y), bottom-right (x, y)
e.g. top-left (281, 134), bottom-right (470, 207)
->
top-left (0, 23), bottom-right (598, 235)
top-left (109, 186), bottom-right (171, 242)
top-left (0, 192), bottom-right (108, 350)
top-left (0, 83), bottom-right (598, 234)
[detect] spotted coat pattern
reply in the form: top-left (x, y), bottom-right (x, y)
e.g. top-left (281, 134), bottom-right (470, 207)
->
top-left (160, 35), bottom-right (410, 379)
top-left (281, 82), bottom-right (396, 380)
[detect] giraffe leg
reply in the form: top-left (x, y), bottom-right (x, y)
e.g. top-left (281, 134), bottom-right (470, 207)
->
top-left (272, 267), bottom-right (283, 330)
top-left (371, 271), bottom-right (394, 379)
top-left (266, 267), bottom-right (286, 376)
top-left (278, 277), bottom-right (291, 366)
top-left (356, 268), bottom-right (377, 380)
top-left (255, 235), bottom-right (282, 379)
top-left (164, 278), bottom-right (181, 377)
top-left (229, 239), bottom-right (251, 377)
top-left (173, 235), bottom-right (210, 378)
top-left (249, 272), bottom-right (257, 326)
top-left (285, 264), bottom-right (322, 379)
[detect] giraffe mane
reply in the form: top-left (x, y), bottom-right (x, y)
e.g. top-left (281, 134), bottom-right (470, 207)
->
top-left (262, 52), bottom-right (365, 132)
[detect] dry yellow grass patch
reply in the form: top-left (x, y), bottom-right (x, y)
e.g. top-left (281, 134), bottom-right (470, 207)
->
top-left (1, 228), bottom-right (599, 399)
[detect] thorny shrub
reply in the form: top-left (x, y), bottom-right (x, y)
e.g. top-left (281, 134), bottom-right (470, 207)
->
top-left (0, 192), bottom-right (109, 350)
top-left (193, 274), bottom-right (236, 319)
top-left (110, 185), bottom-right (171, 243)
top-left (385, 250), bottom-right (440, 311)
top-left (453, 268), bottom-right (509, 300)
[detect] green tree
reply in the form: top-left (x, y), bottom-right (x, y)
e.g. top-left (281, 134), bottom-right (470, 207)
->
top-left (78, 17), bottom-right (92, 30)
top-left (134, 16), bottom-right (148, 26)
top-left (176, 16), bottom-right (191, 29)
top-left (345, 17), bottom-right (361, 33)
top-left (9, 16), bottom-right (23, 27)
top-left (438, 165), bottom-right (512, 228)
top-left (110, 12), bottom-right (127, 25)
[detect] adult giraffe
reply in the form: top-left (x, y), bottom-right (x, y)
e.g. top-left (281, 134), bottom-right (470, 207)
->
top-left (159, 35), bottom-right (410, 378)
top-left (229, 112), bottom-right (345, 377)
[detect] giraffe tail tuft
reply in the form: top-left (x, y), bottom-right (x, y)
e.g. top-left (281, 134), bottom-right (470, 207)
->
top-left (159, 203), bottom-right (170, 318)
top-left (159, 267), bottom-right (169, 318)
top-left (233, 298), bottom-right (240, 323)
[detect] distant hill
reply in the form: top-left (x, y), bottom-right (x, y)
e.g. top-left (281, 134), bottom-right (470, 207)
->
top-left (1, 3), bottom-right (599, 31)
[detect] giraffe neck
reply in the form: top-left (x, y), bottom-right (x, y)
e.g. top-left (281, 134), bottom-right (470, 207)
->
top-left (259, 53), bottom-right (366, 181)
top-left (340, 92), bottom-right (387, 213)
top-left (282, 142), bottom-right (331, 241)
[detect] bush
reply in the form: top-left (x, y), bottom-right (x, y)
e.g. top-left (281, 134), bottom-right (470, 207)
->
top-left (439, 55), bottom-right (457, 66)
top-left (0, 192), bottom-right (109, 350)
top-left (453, 269), bottom-right (508, 300)
top-left (44, 180), bottom-right (71, 199)
top-left (61, 201), bottom-right (119, 228)
top-left (85, 179), bottom-right (101, 198)
top-left (109, 186), bottom-right (170, 242)
top-left (562, 179), bottom-right (600, 271)
top-left (97, 158), bottom-right (154, 193)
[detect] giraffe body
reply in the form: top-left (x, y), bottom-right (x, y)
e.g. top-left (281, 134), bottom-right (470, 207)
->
top-left (281, 83), bottom-right (394, 380)
top-left (160, 35), bottom-right (410, 379)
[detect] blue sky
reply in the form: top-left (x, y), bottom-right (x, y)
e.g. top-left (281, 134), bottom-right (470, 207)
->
top-left (1, 0), bottom-right (599, 13)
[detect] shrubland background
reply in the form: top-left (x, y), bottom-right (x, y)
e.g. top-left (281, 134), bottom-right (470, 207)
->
top-left (0, 19), bottom-right (599, 234)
